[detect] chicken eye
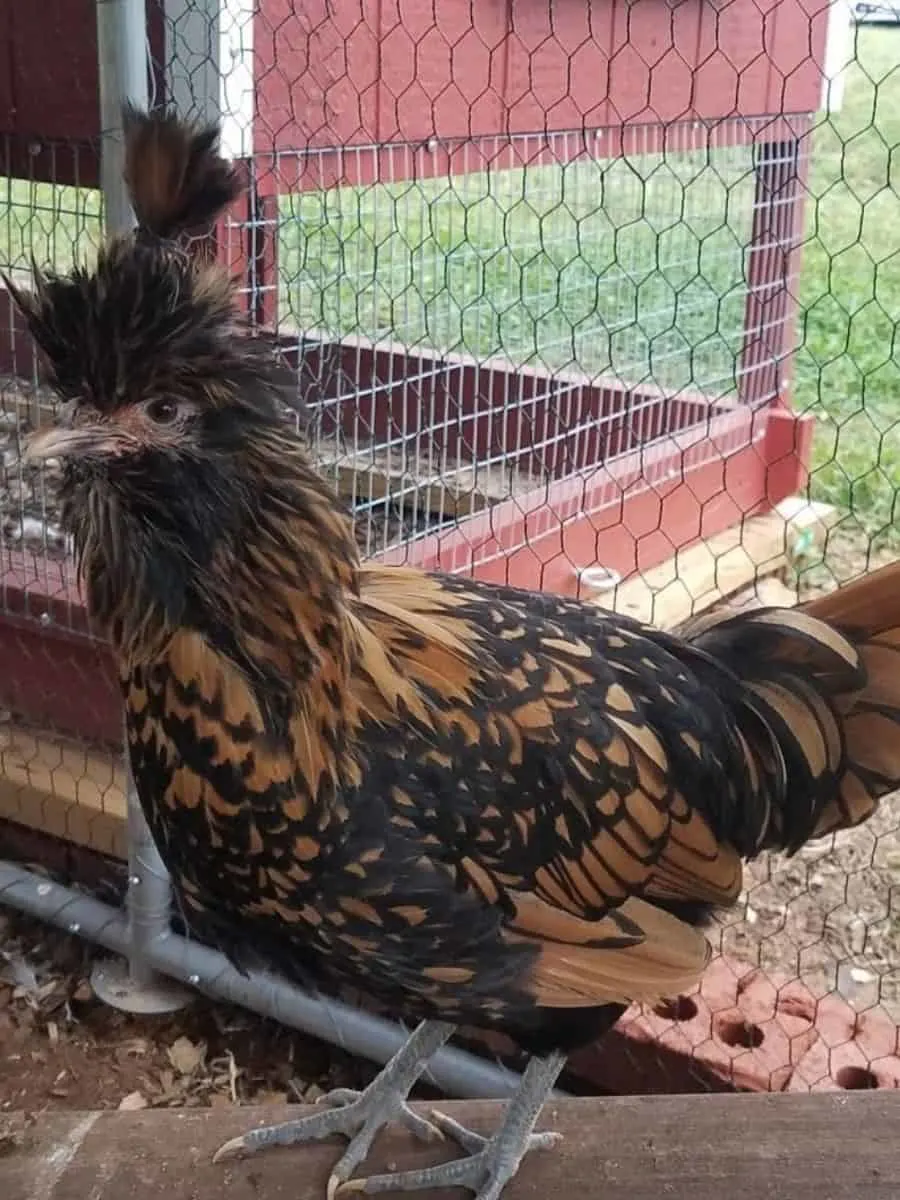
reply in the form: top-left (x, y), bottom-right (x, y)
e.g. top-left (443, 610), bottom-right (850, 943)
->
top-left (145, 398), bottom-right (181, 425)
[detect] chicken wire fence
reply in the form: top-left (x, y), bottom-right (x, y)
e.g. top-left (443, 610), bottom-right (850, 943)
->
top-left (1, 0), bottom-right (899, 1102)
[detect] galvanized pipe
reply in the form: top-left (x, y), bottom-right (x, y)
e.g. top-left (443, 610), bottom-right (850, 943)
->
top-left (96, 0), bottom-right (149, 235)
top-left (0, 859), bottom-right (527, 1099)
top-left (116, 755), bottom-right (191, 1001)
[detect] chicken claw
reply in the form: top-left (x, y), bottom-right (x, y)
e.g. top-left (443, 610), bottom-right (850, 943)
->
top-left (336, 1049), bottom-right (566, 1200)
top-left (212, 1020), bottom-right (456, 1198)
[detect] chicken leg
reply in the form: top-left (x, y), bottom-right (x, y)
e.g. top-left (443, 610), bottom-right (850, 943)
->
top-left (214, 1019), bottom-right (456, 1198)
top-left (338, 1050), bottom-right (566, 1200)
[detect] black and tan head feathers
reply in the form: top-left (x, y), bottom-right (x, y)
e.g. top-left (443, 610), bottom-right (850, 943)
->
top-left (122, 103), bottom-right (242, 241)
top-left (10, 106), bottom-right (347, 664)
top-left (5, 106), bottom-right (272, 415)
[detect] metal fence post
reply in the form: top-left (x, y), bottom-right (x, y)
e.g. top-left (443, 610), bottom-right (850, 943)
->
top-left (90, 0), bottom-right (191, 1014)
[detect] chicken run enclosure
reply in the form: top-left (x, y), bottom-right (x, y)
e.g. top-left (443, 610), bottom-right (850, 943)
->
top-left (3, 0), bottom-right (900, 1120)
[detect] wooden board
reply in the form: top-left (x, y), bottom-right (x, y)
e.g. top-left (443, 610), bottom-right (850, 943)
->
top-left (2, 1092), bottom-right (899, 1200)
top-left (587, 497), bottom-right (837, 629)
top-left (0, 722), bottom-right (127, 859)
top-left (312, 438), bottom-right (536, 517)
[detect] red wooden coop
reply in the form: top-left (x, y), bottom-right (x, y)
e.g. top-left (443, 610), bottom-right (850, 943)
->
top-left (0, 0), bottom-right (832, 749)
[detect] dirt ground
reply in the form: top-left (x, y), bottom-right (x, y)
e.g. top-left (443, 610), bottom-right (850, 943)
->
top-left (0, 907), bottom-right (381, 1115)
top-left (715, 531), bottom-right (900, 1021)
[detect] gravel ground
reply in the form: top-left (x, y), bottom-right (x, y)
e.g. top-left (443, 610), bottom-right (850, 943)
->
top-left (0, 390), bottom-right (67, 560)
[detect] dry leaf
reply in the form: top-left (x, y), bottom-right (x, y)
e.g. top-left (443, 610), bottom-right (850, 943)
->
top-left (115, 1040), bottom-right (149, 1065)
top-left (209, 1093), bottom-right (233, 1109)
top-left (256, 1090), bottom-right (288, 1106)
top-left (0, 954), bottom-right (38, 993)
top-left (72, 980), bottom-right (93, 1003)
top-left (167, 1036), bottom-right (205, 1076)
top-left (118, 1091), bottom-right (148, 1111)
top-left (36, 980), bottom-right (62, 1004)
top-left (46, 1021), bottom-right (58, 1045)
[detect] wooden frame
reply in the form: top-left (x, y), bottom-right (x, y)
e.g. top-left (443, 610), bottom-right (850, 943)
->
top-left (4, 1093), bottom-right (900, 1200)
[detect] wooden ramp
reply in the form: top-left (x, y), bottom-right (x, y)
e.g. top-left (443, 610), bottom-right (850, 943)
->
top-left (2, 1093), bottom-right (898, 1200)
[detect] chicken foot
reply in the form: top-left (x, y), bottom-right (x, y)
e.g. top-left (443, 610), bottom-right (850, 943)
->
top-left (213, 1019), bottom-right (456, 1199)
top-left (338, 1049), bottom-right (566, 1200)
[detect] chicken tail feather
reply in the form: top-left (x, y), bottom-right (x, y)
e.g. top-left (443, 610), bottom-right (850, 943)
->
top-left (677, 558), bottom-right (900, 855)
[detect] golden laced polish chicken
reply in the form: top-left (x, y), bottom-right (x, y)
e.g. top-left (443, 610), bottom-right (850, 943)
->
top-left (13, 107), bottom-right (900, 1200)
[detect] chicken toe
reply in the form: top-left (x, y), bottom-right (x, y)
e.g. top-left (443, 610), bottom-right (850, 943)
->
top-left (212, 1019), bottom-right (455, 1188)
top-left (336, 1049), bottom-right (566, 1200)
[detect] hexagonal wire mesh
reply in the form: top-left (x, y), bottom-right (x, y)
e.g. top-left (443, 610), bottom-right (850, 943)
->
top-left (1, 0), bottom-right (899, 1107)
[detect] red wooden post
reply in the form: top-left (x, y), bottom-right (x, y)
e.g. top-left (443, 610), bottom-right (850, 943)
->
top-left (763, 407), bottom-right (816, 507)
top-left (212, 159), bottom-right (278, 330)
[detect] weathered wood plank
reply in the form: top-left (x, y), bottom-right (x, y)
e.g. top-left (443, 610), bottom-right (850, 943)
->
top-left (312, 440), bottom-right (534, 517)
top-left (2, 1093), bottom-right (898, 1200)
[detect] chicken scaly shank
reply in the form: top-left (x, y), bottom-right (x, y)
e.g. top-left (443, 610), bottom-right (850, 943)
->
top-left (12, 108), bottom-right (900, 1200)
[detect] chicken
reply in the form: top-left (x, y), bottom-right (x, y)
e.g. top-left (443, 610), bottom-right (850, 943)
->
top-left (12, 107), bottom-right (900, 1200)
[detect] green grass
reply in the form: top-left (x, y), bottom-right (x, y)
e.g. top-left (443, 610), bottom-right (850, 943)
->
top-left (797, 27), bottom-right (900, 544)
top-left (280, 151), bottom-right (755, 394)
top-left (0, 179), bottom-right (100, 282)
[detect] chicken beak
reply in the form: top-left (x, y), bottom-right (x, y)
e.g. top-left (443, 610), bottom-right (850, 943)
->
top-left (22, 425), bottom-right (113, 464)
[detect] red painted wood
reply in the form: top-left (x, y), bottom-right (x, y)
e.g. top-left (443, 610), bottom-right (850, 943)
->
top-left (254, 0), bottom-right (381, 153)
top-left (502, 0), bottom-right (613, 135)
top-left (693, 0), bottom-right (771, 120)
top-left (767, 0), bottom-right (830, 115)
top-left (0, 552), bottom-right (120, 745)
top-left (252, 0), bottom-right (828, 162)
top-left (0, 5), bottom-right (13, 138)
top-left (379, 406), bottom-right (777, 597)
top-left (606, 0), bottom-right (703, 126)
top-left (0, 1), bottom-right (167, 188)
top-left (0, 136), bottom-right (100, 193)
top-left (247, 190), bottom-right (279, 329)
top-left (4, 3), bottom-right (99, 145)
top-left (0, 0), bottom-right (830, 192)
top-left (740, 136), bottom-right (805, 408)
top-left (763, 406), bottom-right (815, 503)
top-left (290, 334), bottom-right (726, 480)
top-left (0, 609), bottom-right (121, 747)
top-left (378, 0), bottom-right (509, 143)
top-left (0, 286), bottom-right (40, 378)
